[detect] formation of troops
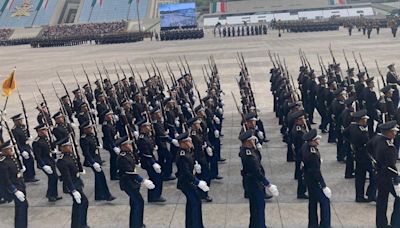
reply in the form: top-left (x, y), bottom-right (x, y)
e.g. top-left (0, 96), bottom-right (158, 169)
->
top-left (344, 17), bottom-right (399, 39)
top-left (270, 46), bottom-right (400, 227)
top-left (159, 28), bottom-right (204, 41)
top-left (0, 57), bottom-right (226, 228)
top-left (214, 23), bottom-right (268, 38)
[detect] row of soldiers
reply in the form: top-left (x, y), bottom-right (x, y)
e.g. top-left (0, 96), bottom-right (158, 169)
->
top-left (344, 18), bottom-right (399, 39)
top-left (270, 47), bottom-right (400, 228)
top-left (0, 56), bottom-right (226, 228)
top-left (213, 24), bottom-right (268, 38)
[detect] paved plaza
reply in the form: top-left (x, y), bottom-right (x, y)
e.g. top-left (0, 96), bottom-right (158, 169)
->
top-left (0, 28), bottom-right (400, 227)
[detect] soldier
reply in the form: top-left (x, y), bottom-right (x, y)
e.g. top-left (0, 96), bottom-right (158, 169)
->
top-left (101, 109), bottom-right (120, 180)
top-left (11, 114), bottom-right (38, 182)
top-left (302, 129), bottom-right (331, 228)
top-left (52, 111), bottom-right (76, 142)
top-left (341, 98), bottom-right (356, 179)
top-left (367, 22), bottom-right (373, 39)
top-left (354, 71), bottom-right (366, 110)
top-left (32, 123), bottom-right (62, 202)
top-left (60, 95), bottom-right (75, 123)
top-left (116, 136), bottom-right (155, 228)
top-left (56, 137), bottom-right (89, 228)
top-left (344, 109), bottom-right (376, 202)
top-left (96, 93), bottom-right (110, 124)
top-left (80, 122), bottom-right (116, 201)
top-left (175, 132), bottom-right (210, 228)
top-left (363, 77), bottom-right (378, 137)
top-left (375, 120), bottom-right (400, 227)
top-left (316, 75), bottom-right (329, 132)
top-left (36, 102), bottom-right (53, 126)
top-left (239, 130), bottom-right (279, 227)
top-left (387, 63), bottom-right (399, 109)
top-left (0, 140), bottom-right (28, 228)
top-left (330, 88), bottom-right (347, 161)
top-left (306, 71), bottom-right (317, 124)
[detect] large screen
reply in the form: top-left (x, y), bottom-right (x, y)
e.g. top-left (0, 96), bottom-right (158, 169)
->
top-left (160, 3), bottom-right (197, 29)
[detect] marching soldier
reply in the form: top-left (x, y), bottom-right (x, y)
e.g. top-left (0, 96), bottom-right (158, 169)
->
top-left (101, 109), bottom-right (121, 180)
top-left (387, 64), bottom-right (399, 109)
top-left (363, 77), bottom-right (378, 137)
top-left (36, 102), bottom-right (53, 126)
top-left (330, 88), bottom-right (347, 162)
top-left (341, 98), bottom-right (356, 179)
top-left (60, 95), bottom-right (75, 123)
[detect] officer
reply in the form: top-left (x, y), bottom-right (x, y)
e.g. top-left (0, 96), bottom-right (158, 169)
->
top-left (239, 130), bottom-right (279, 228)
top-left (344, 109), bottom-right (376, 202)
top-left (56, 137), bottom-right (89, 228)
top-left (175, 132), bottom-right (209, 228)
top-left (0, 140), bottom-right (28, 228)
top-left (11, 113), bottom-right (38, 182)
top-left (380, 85), bottom-right (395, 122)
top-left (375, 120), bottom-right (400, 227)
top-left (80, 121), bottom-right (116, 201)
top-left (32, 123), bottom-right (62, 202)
top-left (116, 136), bottom-right (154, 228)
top-left (101, 109), bottom-right (120, 180)
top-left (137, 119), bottom-right (166, 203)
top-left (302, 129), bottom-right (331, 228)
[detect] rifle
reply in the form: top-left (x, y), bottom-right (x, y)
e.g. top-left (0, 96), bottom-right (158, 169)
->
top-left (184, 55), bottom-right (192, 75)
top-left (16, 88), bottom-right (30, 138)
top-left (317, 54), bottom-right (325, 76)
top-left (231, 91), bottom-right (246, 131)
top-left (0, 111), bottom-right (24, 169)
top-left (352, 51), bottom-right (361, 73)
top-left (178, 56), bottom-right (187, 74)
top-left (328, 44), bottom-right (337, 65)
top-left (343, 49), bottom-right (350, 71)
top-left (57, 72), bottom-right (74, 110)
top-left (359, 53), bottom-right (369, 78)
top-left (35, 80), bottom-right (52, 120)
top-left (267, 50), bottom-right (276, 69)
top-left (375, 60), bottom-right (387, 86)
top-left (32, 92), bottom-right (53, 142)
top-left (81, 64), bottom-right (93, 95)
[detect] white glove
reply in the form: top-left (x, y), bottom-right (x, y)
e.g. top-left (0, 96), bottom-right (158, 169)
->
top-left (377, 110), bottom-right (382, 116)
top-left (113, 115), bottom-right (119, 121)
top-left (133, 131), bottom-right (139, 139)
top-left (214, 130), bottom-right (220, 138)
top-left (93, 162), bottom-right (102, 172)
top-left (218, 108), bottom-right (223, 115)
top-left (72, 190), bottom-right (81, 204)
top-left (70, 122), bottom-right (77, 128)
top-left (113, 147), bottom-right (121, 154)
top-left (323, 187), bottom-right (332, 199)
top-left (154, 145), bottom-right (158, 151)
top-left (193, 96), bottom-right (197, 102)
top-left (21, 151), bottom-right (30, 159)
top-left (194, 161), bottom-right (202, 174)
top-left (394, 184), bottom-right (400, 197)
top-left (172, 139), bottom-right (179, 147)
top-left (257, 131), bottom-right (264, 140)
top-left (174, 133), bottom-right (179, 138)
top-left (187, 108), bottom-right (192, 113)
top-left (97, 143), bottom-right (103, 149)
top-left (14, 190), bottom-right (25, 202)
top-left (152, 163), bottom-right (162, 174)
top-left (213, 116), bottom-right (220, 125)
top-left (206, 147), bottom-right (213, 156)
top-left (184, 103), bottom-right (190, 108)
top-left (21, 165), bottom-right (26, 173)
top-left (256, 143), bottom-right (262, 151)
top-left (267, 184), bottom-right (279, 197)
top-left (220, 100), bottom-right (225, 106)
top-left (90, 109), bottom-right (96, 114)
top-left (143, 179), bottom-right (155, 189)
top-left (197, 180), bottom-right (210, 192)
top-left (175, 120), bottom-right (180, 127)
top-left (42, 165), bottom-right (53, 175)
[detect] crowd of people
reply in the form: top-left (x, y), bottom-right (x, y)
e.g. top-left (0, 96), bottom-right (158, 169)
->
top-left (213, 23), bottom-right (268, 38)
top-left (0, 28), bottom-right (13, 41)
top-left (159, 28), bottom-right (204, 41)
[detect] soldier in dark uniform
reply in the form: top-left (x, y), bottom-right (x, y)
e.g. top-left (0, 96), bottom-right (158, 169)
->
top-left (306, 72), bottom-right (317, 124)
top-left (61, 95), bottom-right (75, 123)
top-left (32, 123), bottom-right (62, 202)
top-left (316, 75), bottom-right (329, 132)
top-left (0, 140), bottom-right (28, 228)
top-left (80, 122), bottom-right (115, 201)
top-left (330, 88), bottom-right (347, 161)
top-left (11, 114), bottom-right (38, 182)
top-left (36, 102), bottom-right (53, 126)
top-left (96, 93), bottom-right (110, 124)
top-left (175, 132), bottom-right (209, 228)
top-left (72, 89), bottom-right (84, 114)
top-left (116, 136), bottom-right (154, 228)
top-left (52, 111), bottom-right (76, 143)
top-left (137, 119), bottom-right (166, 203)
top-left (375, 121), bottom-right (400, 227)
top-left (387, 63), bottom-right (399, 109)
top-left (341, 98), bottom-right (355, 179)
top-left (101, 109), bottom-right (120, 180)
top-left (344, 109), bottom-right (376, 202)
top-left (354, 71), bottom-right (366, 110)
top-left (302, 129), bottom-right (331, 228)
top-left (239, 130), bottom-right (279, 228)
top-left (380, 85), bottom-right (395, 122)
top-left (363, 77), bottom-right (378, 138)
top-left (83, 84), bottom-right (94, 109)
top-left (56, 138), bottom-right (89, 228)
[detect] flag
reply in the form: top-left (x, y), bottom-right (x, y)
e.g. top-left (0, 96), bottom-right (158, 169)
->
top-left (92, 0), bottom-right (103, 7)
top-left (330, 0), bottom-right (346, 5)
top-left (2, 69), bottom-right (16, 97)
top-left (211, 1), bottom-right (226, 13)
top-left (36, 0), bottom-right (48, 11)
top-left (0, 0), bottom-right (9, 12)
top-left (0, 0), bottom-right (14, 12)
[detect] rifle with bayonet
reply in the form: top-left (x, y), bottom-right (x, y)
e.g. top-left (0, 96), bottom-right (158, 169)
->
top-left (375, 60), bottom-right (387, 87)
top-left (359, 53), bottom-right (370, 78)
top-left (16, 88), bottom-right (30, 138)
top-left (352, 51), bottom-right (361, 73)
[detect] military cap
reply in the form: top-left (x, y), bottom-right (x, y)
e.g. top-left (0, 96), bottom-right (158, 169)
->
top-left (194, 105), bottom-right (205, 113)
top-left (244, 112), bottom-right (257, 121)
top-left (288, 101), bottom-right (302, 109)
top-left (60, 95), bottom-right (68, 100)
top-left (176, 132), bottom-right (190, 142)
top-left (188, 117), bottom-right (201, 126)
top-left (378, 120), bottom-right (399, 131)
top-left (34, 123), bottom-right (48, 131)
top-left (56, 137), bottom-right (72, 147)
top-left (94, 79), bottom-right (100, 84)
top-left (177, 77), bottom-right (185, 82)
top-left (202, 96), bottom-right (212, 102)
top-left (121, 99), bottom-right (130, 105)
top-left (299, 66), bottom-right (306, 71)
top-left (0, 140), bottom-right (13, 150)
top-left (80, 121), bottom-right (93, 129)
top-left (150, 107), bottom-right (161, 114)
top-left (113, 82), bottom-right (119, 86)
top-left (327, 78), bottom-right (337, 85)
top-left (132, 91), bottom-right (140, 97)
top-left (83, 84), bottom-right (89, 88)
top-left (347, 68), bottom-right (355, 73)
top-left (10, 114), bottom-right (23, 121)
top-left (72, 88), bottom-right (80, 93)
top-left (290, 110), bottom-right (305, 120)
top-left (344, 97), bottom-right (355, 106)
top-left (302, 129), bottom-right (321, 141)
top-left (333, 87), bottom-right (346, 96)
top-left (356, 72), bottom-right (365, 77)
top-left (162, 97), bottom-right (173, 105)
top-left (239, 130), bottom-right (255, 142)
top-left (388, 63), bottom-right (395, 69)
top-left (78, 102), bottom-right (88, 109)
top-left (381, 85), bottom-right (394, 94)
top-left (100, 109), bottom-right (113, 117)
top-left (137, 119), bottom-right (151, 127)
top-left (52, 111), bottom-right (63, 119)
top-left (366, 77), bottom-right (374, 84)
top-left (317, 75), bottom-right (326, 80)
top-left (97, 92), bottom-right (105, 98)
top-left (115, 136), bottom-right (132, 146)
top-left (353, 109), bottom-right (369, 120)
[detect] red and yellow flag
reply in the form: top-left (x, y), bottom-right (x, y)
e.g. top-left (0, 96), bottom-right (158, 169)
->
top-left (2, 68), bottom-right (16, 97)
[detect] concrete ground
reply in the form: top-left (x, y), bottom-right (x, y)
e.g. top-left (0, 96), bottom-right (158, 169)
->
top-left (0, 27), bottom-right (399, 227)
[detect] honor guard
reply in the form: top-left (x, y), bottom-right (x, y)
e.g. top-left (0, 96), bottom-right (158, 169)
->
top-left (101, 109), bottom-right (120, 180)
top-left (363, 77), bottom-right (378, 138)
top-left (341, 98), bottom-right (356, 179)
top-left (36, 102), bottom-right (53, 126)
top-left (387, 64), bottom-right (399, 109)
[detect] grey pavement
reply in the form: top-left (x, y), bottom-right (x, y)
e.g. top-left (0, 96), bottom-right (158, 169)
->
top-left (0, 28), bottom-right (399, 227)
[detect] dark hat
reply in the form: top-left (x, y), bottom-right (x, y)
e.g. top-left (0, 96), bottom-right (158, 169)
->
top-left (302, 129), bottom-right (321, 141)
top-left (100, 109), bottom-right (113, 117)
top-left (115, 136), bottom-right (132, 146)
top-left (378, 120), bottom-right (399, 131)
top-left (328, 78), bottom-right (337, 85)
top-left (56, 137), bottom-right (72, 147)
top-left (239, 130), bottom-right (255, 142)
top-left (121, 99), bottom-right (130, 105)
top-left (150, 107), bottom-right (161, 114)
top-left (202, 96), bottom-right (212, 102)
top-left (61, 95), bottom-right (68, 100)
top-left (356, 72), bottom-right (365, 77)
top-left (347, 68), bottom-right (355, 73)
top-left (78, 102), bottom-right (88, 109)
top-left (194, 105), bottom-right (205, 113)
top-left (0, 140), bottom-right (13, 150)
top-left (52, 111), bottom-right (63, 119)
top-left (333, 87), bottom-right (346, 96)
top-left (366, 77), bottom-right (374, 84)
top-left (83, 84), bottom-right (89, 88)
top-left (162, 97), bottom-right (173, 105)
top-left (80, 121), bottom-right (93, 129)
top-left (290, 110), bottom-right (305, 120)
top-left (10, 113), bottom-right (23, 121)
top-left (133, 91), bottom-right (141, 97)
top-left (137, 118), bottom-right (151, 127)
top-left (317, 75), bottom-right (326, 80)
top-left (381, 85), bottom-right (394, 94)
top-left (72, 88), bottom-right (80, 93)
top-left (34, 123), bottom-right (48, 131)
top-left (97, 92), bottom-right (105, 98)
top-left (344, 97), bottom-right (355, 106)
top-left (388, 63), bottom-right (395, 69)
top-left (188, 117), bottom-right (201, 126)
top-left (288, 101), bottom-right (302, 109)
top-left (353, 109), bottom-right (369, 120)
top-left (176, 132), bottom-right (190, 142)
top-left (244, 112), bottom-right (257, 121)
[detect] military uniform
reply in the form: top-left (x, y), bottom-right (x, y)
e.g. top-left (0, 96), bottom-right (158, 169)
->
top-left (101, 109), bottom-right (120, 180)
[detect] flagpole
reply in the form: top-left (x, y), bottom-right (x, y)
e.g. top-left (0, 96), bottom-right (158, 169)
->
top-left (127, 1), bottom-right (131, 20)
top-left (137, 0), bottom-right (141, 33)
top-left (2, 97), bottom-right (9, 112)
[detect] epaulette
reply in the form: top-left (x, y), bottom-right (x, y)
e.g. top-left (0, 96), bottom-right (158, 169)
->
top-left (0, 156), bottom-right (5, 162)
top-left (386, 140), bottom-right (394, 147)
top-left (58, 154), bottom-right (64, 160)
top-left (296, 126), bottom-right (302, 131)
top-left (191, 131), bottom-right (196, 136)
top-left (310, 147), bottom-right (317, 153)
top-left (179, 150), bottom-right (186, 156)
top-left (245, 149), bottom-right (252, 156)
top-left (359, 126), bottom-right (368, 132)
top-left (120, 152), bottom-right (126, 156)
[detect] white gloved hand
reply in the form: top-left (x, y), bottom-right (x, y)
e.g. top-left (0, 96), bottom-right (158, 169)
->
top-left (97, 143), bottom-right (103, 149)
top-left (197, 180), bottom-right (210, 192)
top-left (172, 139), bottom-right (179, 147)
top-left (21, 165), bottom-right (26, 173)
top-left (187, 108), bottom-right (192, 113)
top-left (152, 163), bottom-right (162, 174)
top-left (323, 187), bottom-right (332, 199)
top-left (394, 184), bottom-right (400, 197)
top-left (206, 147), bottom-right (213, 156)
top-left (220, 100), bottom-right (225, 106)
top-left (21, 151), bottom-right (30, 159)
top-left (143, 179), bottom-right (155, 189)
top-left (218, 108), bottom-right (223, 115)
top-left (267, 184), bottom-right (279, 197)
top-left (72, 190), bottom-right (81, 204)
top-left (70, 122), bottom-right (77, 128)
top-left (93, 162), bottom-right (102, 172)
top-left (256, 143), bottom-right (262, 151)
top-left (133, 131), bottom-right (139, 139)
top-left (214, 130), bottom-right (220, 138)
top-left (14, 190), bottom-right (25, 202)
top-left (213, 116), bottom-right (220, 125)
top-left (113, 147), bottom-right (121, 154)
top-left (376, 110), bottom-right (382, 116)
top-left (184, 103), bottom-right (190, 108)
top-left (194, 161), bottom-right (202, 174)
top-left (154, 145), bottom-right (158, 151)
top-left (42, 165), bottom-right (53, 175)
top-left (80, 169), bottom-right (86, 175)
top-left (193, 96), bottom-right (197, 102)
top-left (257, 131), bottom-right (264, 140)
top-left (174, 133), bottom-right (179, 138)
top-left (90, 109), bottom-right (96, 114)
top-left (113, 115), bottom-right (119, 121)
top-left (175, 120), bottom-right (180, 127)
